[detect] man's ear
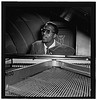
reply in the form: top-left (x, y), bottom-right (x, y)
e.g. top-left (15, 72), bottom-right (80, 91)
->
top-left (53, 34), bottom-right (56, 38)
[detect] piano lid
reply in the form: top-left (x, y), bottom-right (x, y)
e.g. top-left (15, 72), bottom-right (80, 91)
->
top-left (5, 53), bottom-right (90, 60)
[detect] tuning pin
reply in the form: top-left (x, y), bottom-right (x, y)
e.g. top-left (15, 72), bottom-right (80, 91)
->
top-left (49, 52), bottom-right (52, 55)
top-left (5, 84), bottom-right (9, 91)
top-left (86, 58), bottom-right (89, 60)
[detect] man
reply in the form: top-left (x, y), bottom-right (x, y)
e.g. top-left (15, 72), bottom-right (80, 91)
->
top-left (30, 21), bottom-right (75, 55)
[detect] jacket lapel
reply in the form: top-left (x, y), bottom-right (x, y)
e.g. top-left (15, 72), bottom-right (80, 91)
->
top-left (37, 41), bottom-right (45, 54)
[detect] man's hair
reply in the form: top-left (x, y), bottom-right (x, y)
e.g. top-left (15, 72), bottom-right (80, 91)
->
top-left (45, 21), bottom-right (58, 35)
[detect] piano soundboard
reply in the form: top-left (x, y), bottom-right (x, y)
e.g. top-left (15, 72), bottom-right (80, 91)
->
top-left (5, 55), bottom-right (91, 97)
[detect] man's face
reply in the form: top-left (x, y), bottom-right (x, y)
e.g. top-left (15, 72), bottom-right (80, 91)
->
top-left (41, 25), bottom-right (56, 43)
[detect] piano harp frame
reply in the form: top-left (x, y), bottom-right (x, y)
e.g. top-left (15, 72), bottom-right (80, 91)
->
top-left (5, 54), bottom-right (91, 87)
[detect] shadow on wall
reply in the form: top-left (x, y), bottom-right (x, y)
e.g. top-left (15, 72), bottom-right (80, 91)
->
top-left (5, 10), bottom-right (50, 54)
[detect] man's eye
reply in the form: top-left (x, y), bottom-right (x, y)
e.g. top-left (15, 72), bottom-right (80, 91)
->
top-left (41, 29), bottom-right (51, 35)
top-left (41, 29), bottom-right (45, 33)
top-left (46, 30), bottom-right (50, 34)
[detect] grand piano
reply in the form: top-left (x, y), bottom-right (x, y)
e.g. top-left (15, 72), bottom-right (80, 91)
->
top-left (5, 54), bottom-right (91, 97)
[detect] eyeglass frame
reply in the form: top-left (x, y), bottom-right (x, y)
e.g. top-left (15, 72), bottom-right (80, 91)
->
top-left (41, 28), bottom-right (55, 35)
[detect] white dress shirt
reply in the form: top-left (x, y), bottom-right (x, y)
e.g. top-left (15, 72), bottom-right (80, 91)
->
top-left (44, 39), bottom-right (56, 54)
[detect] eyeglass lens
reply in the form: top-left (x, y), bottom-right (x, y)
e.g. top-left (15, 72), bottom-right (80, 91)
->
top-left (41, 29), bottom-right (50, 34)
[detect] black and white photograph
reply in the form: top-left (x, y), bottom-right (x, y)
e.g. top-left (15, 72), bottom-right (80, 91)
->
top-left (2, 1), bottom-right (96, 98)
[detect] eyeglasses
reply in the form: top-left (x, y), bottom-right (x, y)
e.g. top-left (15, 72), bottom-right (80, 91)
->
top-left (41, 29), bottom-right (51, 35)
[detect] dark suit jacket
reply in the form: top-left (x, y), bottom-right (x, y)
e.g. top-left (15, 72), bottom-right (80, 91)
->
top-left (30, 40), bottom-right (75, 55)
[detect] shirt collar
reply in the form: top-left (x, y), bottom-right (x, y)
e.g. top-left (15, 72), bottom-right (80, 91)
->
top-left (44, 39), bottom-right (56, 49)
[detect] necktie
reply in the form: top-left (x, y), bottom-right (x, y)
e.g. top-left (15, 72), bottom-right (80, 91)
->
top-left (46, 47), bottom-right (50, 54)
